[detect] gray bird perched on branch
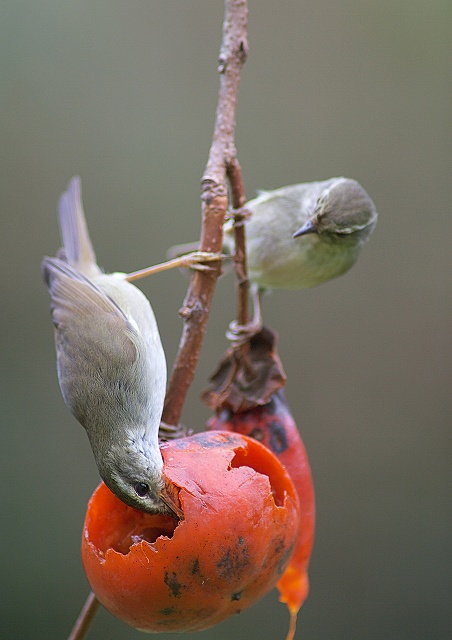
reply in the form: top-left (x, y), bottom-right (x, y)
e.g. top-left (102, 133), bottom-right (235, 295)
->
top-left (170, 177), bottom-right (378, 340)
top-left (42, 177), bottom-right (183, 517)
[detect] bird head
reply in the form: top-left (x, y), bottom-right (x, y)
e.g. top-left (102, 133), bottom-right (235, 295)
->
top-left (99, 442), bottom-right (183, 518)
top-left (293, 178), bottom-right (377, 241)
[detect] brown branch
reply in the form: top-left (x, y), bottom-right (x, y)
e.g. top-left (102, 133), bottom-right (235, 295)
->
top-left (162, 0), bottom-right (248, 426)
top-left (226, 158), bottom-right (249, 328)
top-left (67, 591), bottom-right (100, 640)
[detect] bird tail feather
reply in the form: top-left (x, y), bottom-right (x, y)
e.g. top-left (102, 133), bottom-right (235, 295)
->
top-left (58, 176), bottom-right (101, 278)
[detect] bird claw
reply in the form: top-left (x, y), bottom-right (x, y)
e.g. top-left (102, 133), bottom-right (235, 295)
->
top-left (159, 421), bottom-right (193, 442)
top-left (226, 319), bottom-right (263, 347)
top-left (179, 251), bottom-right (224, 272)
top-left (224, 206), bottom-right (252, 225)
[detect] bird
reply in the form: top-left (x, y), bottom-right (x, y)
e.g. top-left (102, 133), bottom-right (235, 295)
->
top-left (227, 177), bottom-right (377, 289)
top-left (169, 177), bottom-right (377, 341)
top-left (42, 176), bottom-right (183, 517)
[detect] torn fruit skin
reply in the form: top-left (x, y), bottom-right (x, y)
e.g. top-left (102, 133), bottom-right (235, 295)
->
top-left (82, 431), bottom-right (300, 633)
top-left (208, 389), bottom-right (315, 628)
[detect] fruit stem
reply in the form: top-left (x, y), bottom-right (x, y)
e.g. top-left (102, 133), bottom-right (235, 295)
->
top-left (285, 611), bottom-right (298, 640)
top-left (67, 591), bottom-right (100, 640)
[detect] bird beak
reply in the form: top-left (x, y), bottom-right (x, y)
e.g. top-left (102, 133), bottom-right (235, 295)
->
top-left (293, 219), bottom-right (317, 237)
top-left (160, 486), bottom-right (184, 520)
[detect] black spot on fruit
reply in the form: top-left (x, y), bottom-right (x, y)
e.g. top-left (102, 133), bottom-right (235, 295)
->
top-left (268, 421), bottom-right (288, 453)
top-left (164, 571), bottom-right (184, 598)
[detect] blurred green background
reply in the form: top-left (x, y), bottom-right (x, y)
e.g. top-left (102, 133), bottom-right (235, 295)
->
top-left (1, 1), bottom-right (450, 638)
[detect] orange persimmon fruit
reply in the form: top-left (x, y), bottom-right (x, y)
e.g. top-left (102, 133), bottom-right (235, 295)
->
top-left (81, 430), bottom-right (300, 632)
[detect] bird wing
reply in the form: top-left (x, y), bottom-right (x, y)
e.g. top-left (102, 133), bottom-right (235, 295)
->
top-left (42, 257), bottom-right (130, 329)
top-left (42, 257), bottom-right (138, 381)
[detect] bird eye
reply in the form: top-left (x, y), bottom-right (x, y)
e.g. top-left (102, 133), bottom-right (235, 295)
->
top-left (134, 482), bottom-right (150, 497)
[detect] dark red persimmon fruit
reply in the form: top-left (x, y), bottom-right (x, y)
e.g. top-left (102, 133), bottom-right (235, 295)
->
top-left (82, 430), bottom-right (300, 632)
top-left (208, 390), bottom-right (315, 639)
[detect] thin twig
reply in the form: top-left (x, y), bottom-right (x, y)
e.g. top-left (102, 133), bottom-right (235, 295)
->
top-left (163, 0), bottom-right (248, 426)
top-left (67, 591), bottom-right (100, 640)
top-left (226, 157), bottom-right (255, 373)
top-left (226, 158), bottom-right (249, 328)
